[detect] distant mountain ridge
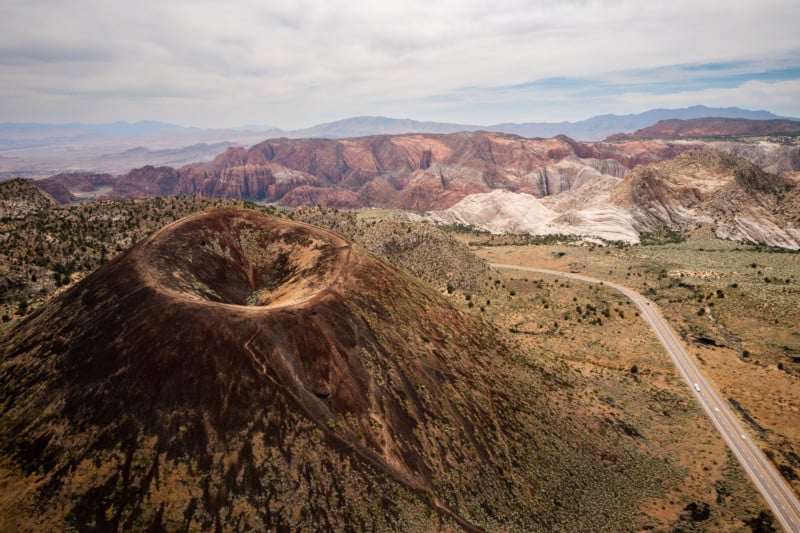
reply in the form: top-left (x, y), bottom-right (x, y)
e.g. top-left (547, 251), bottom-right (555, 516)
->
top-left (606, 117), bottom-right (800, 141)
top-left (2, 106), bottom-right (798, 175)
top-left (275, 106), bottom-right (798, 141)
top-left (287, 116), bottom-right (482, 139)
top-left (2, 106), bottom-right (796, 148)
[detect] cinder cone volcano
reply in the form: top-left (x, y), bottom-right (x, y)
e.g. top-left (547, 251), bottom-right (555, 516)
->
top-left (0, 208), bottom-right (671, 531)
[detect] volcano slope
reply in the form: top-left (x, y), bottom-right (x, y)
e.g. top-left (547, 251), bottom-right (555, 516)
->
top-left (0, 209), bottom-right (674, 531)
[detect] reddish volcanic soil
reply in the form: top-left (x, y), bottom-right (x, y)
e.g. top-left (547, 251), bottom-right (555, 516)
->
top-left (141, 210), bottom-right (350, 309)
top-left (0, 208), bottom-right (680, 531)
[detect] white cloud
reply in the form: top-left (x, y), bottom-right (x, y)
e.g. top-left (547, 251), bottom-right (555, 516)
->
top-left (0, 0), bottom-right (798, 127)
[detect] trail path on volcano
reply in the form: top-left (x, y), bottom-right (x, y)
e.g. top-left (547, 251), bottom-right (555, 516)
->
top-left (492, 263), bottom-right (800, 533)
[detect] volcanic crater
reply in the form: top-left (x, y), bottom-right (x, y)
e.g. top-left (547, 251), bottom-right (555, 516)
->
top-left (0, 208), bottom-right (675, 531)
top-left (0, 208), bottom-right (512, 530)
top-left (116, 209), bottom-right (373, 425)
top-left (143, 209), bottom-right (350, 308)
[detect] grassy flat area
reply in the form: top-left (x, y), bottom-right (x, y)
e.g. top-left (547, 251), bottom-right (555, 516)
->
top-left (452, 230), bottom-right (798, 529)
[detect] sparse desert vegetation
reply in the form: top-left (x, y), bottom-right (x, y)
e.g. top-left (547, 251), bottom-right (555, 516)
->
top-left (3, 0), bottom-right (800, 527)
top-left (0, 179), bottom-right (794, 530)
top-left (0, 183), bottom-right (489, 327)
top-left (0, 181), bottom-right (248, 325)
top-left (462, 227), bottom-right (800, 525)
top-left (0, 207), bottom-right (718, 531)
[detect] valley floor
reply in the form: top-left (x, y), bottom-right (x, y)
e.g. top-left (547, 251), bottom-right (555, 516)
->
top-left (458, 231), bottom-right (799, 531)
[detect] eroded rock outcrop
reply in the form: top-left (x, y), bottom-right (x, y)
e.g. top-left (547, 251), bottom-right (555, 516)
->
top-left (424, 150), bottom-right (799, 248)
top-left (614, 150), bottom-right (800, 248)
top-left (38, 132), bottom-right (703, 210)
top-left (31, 133), bottom-right (799, 248)
top-left (35, 172), bottom-right (115, 203)
top-left (607, 118), bottom-right (800, 141)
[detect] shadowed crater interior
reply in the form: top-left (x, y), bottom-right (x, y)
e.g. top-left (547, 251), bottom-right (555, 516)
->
top-left (144, 209), bottom-right (349, 307)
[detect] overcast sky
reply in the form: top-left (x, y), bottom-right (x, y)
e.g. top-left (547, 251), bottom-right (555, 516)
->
top-left (1, 0), bottom-right (798, 129)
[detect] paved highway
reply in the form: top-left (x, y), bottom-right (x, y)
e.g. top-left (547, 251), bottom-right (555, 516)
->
top-left (491, 263), bottom-right (800, 532)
